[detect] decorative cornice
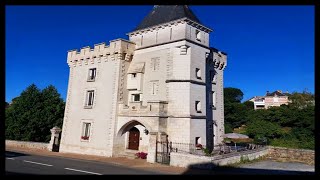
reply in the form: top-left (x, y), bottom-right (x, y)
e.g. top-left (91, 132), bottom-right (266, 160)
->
top-left (117, 115), bottom-right (169, 118)
top-left (167, 115), bottom-right (206, 119)
top-left (127, 17), bottom-right (212, 36)
top-left (166, 79), bottom-right (206, 86)
top-left (135, 38), bottom-right (210, 51)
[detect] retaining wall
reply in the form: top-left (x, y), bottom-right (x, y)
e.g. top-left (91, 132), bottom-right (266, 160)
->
top-left (6, 140), bottom-right (49, 150)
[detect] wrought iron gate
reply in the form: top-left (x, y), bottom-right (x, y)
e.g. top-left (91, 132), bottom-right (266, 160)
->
top-left (156, 141), bottom-right (171, 164)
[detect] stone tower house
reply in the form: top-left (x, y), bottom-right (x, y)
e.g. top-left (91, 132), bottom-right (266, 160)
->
top-left (59, 5), bottom-right (227, 163)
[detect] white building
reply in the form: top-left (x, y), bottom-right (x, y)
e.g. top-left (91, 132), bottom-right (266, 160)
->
top-left (249, 90), bottom-right (291, 110)
top-left (59, 5), bottom-right (227, 163)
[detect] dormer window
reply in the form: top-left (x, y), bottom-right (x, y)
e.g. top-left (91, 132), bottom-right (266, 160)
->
top-left (196, 30), bottom-right (201, 41)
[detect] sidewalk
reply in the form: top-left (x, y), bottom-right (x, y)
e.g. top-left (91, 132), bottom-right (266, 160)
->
top-left (5, 145), bottom-right (186, 174)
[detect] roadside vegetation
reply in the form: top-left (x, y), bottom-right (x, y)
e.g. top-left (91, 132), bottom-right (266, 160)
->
top-left (5, 84), bottom-right (65, 142)
top-left (224, 88), bottom-right (314, 150)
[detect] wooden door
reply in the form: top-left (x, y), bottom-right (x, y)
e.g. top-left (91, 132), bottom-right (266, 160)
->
top-left (128, 127), bottom-right (140, 150)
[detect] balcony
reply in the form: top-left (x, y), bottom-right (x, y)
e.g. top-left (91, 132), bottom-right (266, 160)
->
top-left (118, 101), bottom-right (168, 117)
top-left (254, 100), bottom-right (265, 106)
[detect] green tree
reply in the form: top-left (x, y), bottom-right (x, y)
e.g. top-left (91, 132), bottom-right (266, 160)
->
top-left (224, 87), bottom-right (244, 104)
top-left (224, 123), bottom-right (233, 133)
top-left (288, 90), bottom-right (314, 108)
top-left (243, 101), bottom-right (254, 110)
top-left (5, 84), bottom-right (65, 142)
top-left (246, 119), bottom-right (283, 141)
top-left (223, 87), bottom-right (315, 149)
top-left (224, 103), bottom-right (250, 129)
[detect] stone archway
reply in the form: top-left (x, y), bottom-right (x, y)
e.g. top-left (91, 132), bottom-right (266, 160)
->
top-left (113, 120), bottom-right (151, 157)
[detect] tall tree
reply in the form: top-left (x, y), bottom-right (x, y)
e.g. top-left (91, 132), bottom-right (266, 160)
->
top-left (224, 87), bottom-right (244, 103)
top-left (289, 91), bottom-right (315, 108)
top-left (5, 84), bottom-right (65, 142)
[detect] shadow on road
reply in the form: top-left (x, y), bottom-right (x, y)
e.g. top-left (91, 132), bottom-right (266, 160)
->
top-left (5, 151), bottom-right (29, 158)
top-left (6, 171), bottom-right (35, 175)
top-left (182, 163), bottom-right (315, 175)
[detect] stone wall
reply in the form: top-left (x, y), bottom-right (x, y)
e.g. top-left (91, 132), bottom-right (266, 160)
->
top-left (6, 140), bottom-right (49, 150)
top-left (170, 147), bottom-right (269, 168)
top-left (267, 146), bottom-right (314, 165)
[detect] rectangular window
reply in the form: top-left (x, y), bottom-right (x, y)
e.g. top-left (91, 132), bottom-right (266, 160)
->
top-left (151, 57), bottom-right (160, 71)
top-left (195, 137), bottom-right (201, 145)
top-left (196, 29), bottom-right (201, 41)
top-left (87, 68), bottom-right (96, 81)
top-left (132, 94), bottom-right (140, 102)
top-left (141, 35), bottom-right (143, 46)
top-left (150, 81), bottom-right (159, 95)
top-left (81, 123), bottom-right (91, 140)
top-left (195, 101), bottom-right (201, 113)
top-left (85, 90), bottom-right (95, 108)
top-left (210, 71), bottom-right (216, 84)
top-left (196, 68), bottom-right (201, 79)
top-left (212, 91), bottom-right (216, 108)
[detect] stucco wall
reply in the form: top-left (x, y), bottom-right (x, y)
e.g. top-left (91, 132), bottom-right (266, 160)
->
top-left (60, 39), bottom-right (135, 157)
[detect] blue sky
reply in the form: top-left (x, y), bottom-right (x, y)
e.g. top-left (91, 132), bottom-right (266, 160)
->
top-left (6, 5), bottom-right (314, 102)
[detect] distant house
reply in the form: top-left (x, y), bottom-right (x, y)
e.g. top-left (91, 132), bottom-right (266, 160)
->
top-left (248, 90), bottom-right (291, 110)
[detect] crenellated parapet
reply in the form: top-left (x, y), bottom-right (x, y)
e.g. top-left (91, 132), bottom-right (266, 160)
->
top-left (67, 39), bottom-right (135, 67)
top-left (207, 47), bottom-right (227, 71)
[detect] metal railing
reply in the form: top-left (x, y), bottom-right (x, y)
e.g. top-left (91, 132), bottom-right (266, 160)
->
top-left (169, 142), bottom-right (266, 156)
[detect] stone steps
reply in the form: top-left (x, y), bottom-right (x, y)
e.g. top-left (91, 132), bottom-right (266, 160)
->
top-left (118, 150), bottom-right (138, 159)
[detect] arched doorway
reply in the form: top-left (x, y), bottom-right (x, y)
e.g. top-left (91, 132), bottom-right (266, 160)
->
top-left (128, 127), bottom-right (140, 150)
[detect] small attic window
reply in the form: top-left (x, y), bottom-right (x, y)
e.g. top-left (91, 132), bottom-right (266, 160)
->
top-left (196, 30), bottom-right (201, 41)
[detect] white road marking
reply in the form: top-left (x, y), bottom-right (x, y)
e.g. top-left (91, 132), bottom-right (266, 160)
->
top-left (64, 168), bottom-right (102, 175)
top-left (6, 158), bottom-right (15, 160)
top-left (23, 160), bottom-right (53, 167)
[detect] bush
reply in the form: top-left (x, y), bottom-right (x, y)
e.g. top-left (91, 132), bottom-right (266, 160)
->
top-left (203, 148), bottom-right (211, 156)
top-left (135, 152), bottom-right (148, 159)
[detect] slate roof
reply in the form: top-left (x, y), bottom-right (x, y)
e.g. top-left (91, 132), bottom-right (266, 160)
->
top-left (266, 90), bottom-right (290, 97)
top-left (134, 5), bottom-right (201, 31)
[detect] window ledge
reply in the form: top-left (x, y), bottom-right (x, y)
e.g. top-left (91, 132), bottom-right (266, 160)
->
top-left (84, 106), bottom-right (93, 109)
top-left (87, 79), bottom-right (95, 82)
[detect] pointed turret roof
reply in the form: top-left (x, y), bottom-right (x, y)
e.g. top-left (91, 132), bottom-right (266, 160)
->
top-left (134, 5), bottom-right (201, 31)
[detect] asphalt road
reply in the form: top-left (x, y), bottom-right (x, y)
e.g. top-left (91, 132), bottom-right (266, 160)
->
top-left (5, 151), bottom-right (166, 175)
